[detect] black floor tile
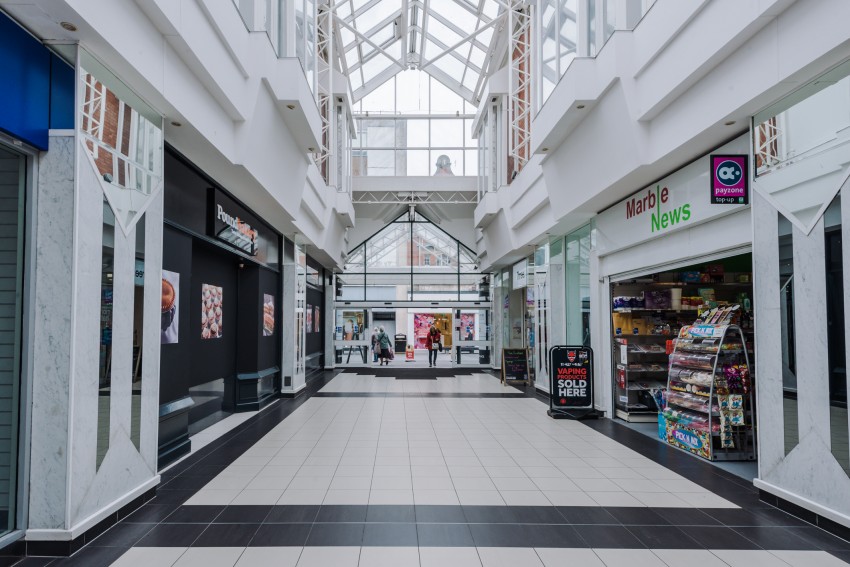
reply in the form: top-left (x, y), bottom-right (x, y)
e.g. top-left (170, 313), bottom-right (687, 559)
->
top-left (416, 523), bottom-right (475, 547)
top-left (316, 505), bottom-right (368, 523)
top-left (786, 527), bottom-right (850, 551)
top-left (265, 505), bottom-right (321, 523)
top-left (574, 524), bottom-right (645, 548)
top-left (0, 557), bottom-right (23, 567)
top-left (702, 508), bottom-right (788, 527)
top-left (626, 525), bottom-right (701, 549)
top-left (362, 523), bottom-right (418, 546)
top-left (121, 504), bottom-right (173, 523)
top-left (163, 505), bottom-right (224, 523)
top-left (509, 506), bottom-right (567, 524)
top-left (193, 523), bottom-right (261, 547)
top-left (750, 506), bottom-right (813, 527)
top-left (49, 546), bottom-right (126, 567)
top-left (605, 507), bottom-right (670, 526)
top-left (556, 506), bottom-right (618, 525)
top-left (416, 505), bottom-right (466, 523)
top-left (147, 489), bottom-right (194, 509)
top-left (88, 522), bottom-right (155, 548)
top-left (468, 523), bottom-right (533, 547)
top-left (679, 526), bottom-right (760, 550)
top-left (734, 526), bottom-right (820, 550)
top-left (828, 550), bottom-right (850, 564)
top-left (306, 523), bottom-right (365, 546)
top-left (159, 475), bottom-right (214, 491)
top-left (134, 523), bottom-right (206, 547)
top-left (14, 558), bottom-right (55, 567)
top-left (366, 505), bottom-right (415, 523)
top-left (524, 524), bottom-right (586, 548)
top-left (462, 506), bottom-right (517, 524)
top-left (250, 524), bottom-right (312, 546)
top-left (653, 507), bottom-right (721, 526)
top-left (215, 505), bottom-right (272, 523)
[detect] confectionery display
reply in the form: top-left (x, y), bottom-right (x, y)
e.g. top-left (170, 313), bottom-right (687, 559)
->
top-left (610, 265), bottom-right (755, 424)
top-left (661, 316), bottom-right (755, 461)
top-left (263, 294), bottom-right (275, 336)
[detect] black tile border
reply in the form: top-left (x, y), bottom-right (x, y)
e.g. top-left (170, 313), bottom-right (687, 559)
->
top-left (23, 488), bottom-right (157, 558)
top-left (759, 489), bottom-right (850, 544)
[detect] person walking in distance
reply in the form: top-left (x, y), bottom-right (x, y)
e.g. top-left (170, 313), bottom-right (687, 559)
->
top-left (371, 327), bottom-right (379, 363)
top-left (426, 325), bottom-right (441, 367)
top-left (377, 326), bottom-right (392, 366)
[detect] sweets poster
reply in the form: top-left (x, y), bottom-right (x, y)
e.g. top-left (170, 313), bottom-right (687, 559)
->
top-left (201, 284), bottom-right (223, 339)
top-left (314, 306), bottom-right (321, 333)
top-left (263, 294), bottom-right (274, 336)
top-left (306, 304), bottom-right (313, 333)
top-left (161, 270), bottom-right (179, 344)
top-left (460, 313), bottom-right (475, 340)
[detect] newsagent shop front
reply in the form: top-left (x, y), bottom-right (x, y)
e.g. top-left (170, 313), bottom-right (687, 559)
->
top-left (591, 134), bottom-right (759, 464)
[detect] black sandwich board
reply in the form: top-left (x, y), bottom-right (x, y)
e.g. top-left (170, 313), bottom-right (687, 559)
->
top-left (501, 348), bottom-right (531, 387)
top-left (548, 346), bottom-right (599, 420)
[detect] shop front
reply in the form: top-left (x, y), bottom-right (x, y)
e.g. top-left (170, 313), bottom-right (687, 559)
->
top-left (305, 256), bottom-right (326, 377)
top-left (594, 135), bottom-right (757, 463)
top-left (158, 148), bottom-right (282, 466)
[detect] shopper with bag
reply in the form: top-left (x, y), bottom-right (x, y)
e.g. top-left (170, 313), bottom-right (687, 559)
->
top-left (426, 325), bottom-right (441, 367)
top-left (377, 326), bottom-right (392, 365)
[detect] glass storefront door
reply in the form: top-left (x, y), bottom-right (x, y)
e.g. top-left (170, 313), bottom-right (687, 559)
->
top-left (453, 308), bottom-right (492, 366)
top-left (334, 309), bottom-right (371, 365)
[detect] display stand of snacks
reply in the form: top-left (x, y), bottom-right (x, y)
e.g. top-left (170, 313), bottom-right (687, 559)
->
top-left (662, 306), bottom-right (755, 461)
top-left (613, 335), bottom-right (671, 422)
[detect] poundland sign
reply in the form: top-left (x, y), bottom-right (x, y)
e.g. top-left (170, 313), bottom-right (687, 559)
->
top-left (595, 136), bottom-right (748, 256)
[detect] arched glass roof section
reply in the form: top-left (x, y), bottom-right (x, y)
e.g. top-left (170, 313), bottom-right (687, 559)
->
top-left (333, 0), bottom-right (506, 104)
top-left (339, 208), bottom-right (483, 301)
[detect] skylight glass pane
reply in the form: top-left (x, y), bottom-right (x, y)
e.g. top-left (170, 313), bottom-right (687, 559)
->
top-left (362, 149), bottom-right (395, 176)
top-left (431, 118), bottom-right (463, 147)
top-left (361, 53), bottom-right (392, 83)
top-left (340, 26), bottom-right (356, 47)
top-left (405, 149), bottom-right (430, 175)
top-left (481, 0), bottom-right (500, 19)
top-left (370, 23), bottom-right (396, 45)
top-left (396, 70), bottom-right (430, 113)
top-left (345, 48), bottom-right (360, 69)
top-left (358, 0), bottom-right (401, 28)
top-left (423, 39), bottom-right (442, 60)
top-left (406, 119), bottom-right (429, 146)
top-left (462, 68), bottom-right (478, 91)
top-left (464, 148), bottom-right (477, 175)
top-left (432, 1), bottom-right (477, 33)
top-left (477, 26), bottom-right (493, 46)
top-left (350, 70), bottom-right (364, 91)
top-left (427, 17), bottom-right (463, 48)
top-left (360, 78), bottom-right (395, 112)
top-left (352, 0), bottom-right (371, 13)
top-left (469, 45), bottom-right (486, 68)
top-left (385, 40), bottom-right (402, 61)
top-left (430, 78), bottom-right (465, 113)
top-left (337, 0), bottom-right (352, 19)
top-left (432, 54), bottom-right (466, 83)
top-left (464, 119), bottom-right (474, 146)
top-left (361, 119), bottom-right (396, 147)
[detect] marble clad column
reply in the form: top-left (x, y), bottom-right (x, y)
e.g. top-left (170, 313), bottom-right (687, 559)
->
top-left (751, 191), bottom-right (784, 476)
top-left (28, 134), bottom-right (75, 531)
top-left (281, 264), bottom-right (304, 393)
top-left (324, 281), bottom-right (334, 369)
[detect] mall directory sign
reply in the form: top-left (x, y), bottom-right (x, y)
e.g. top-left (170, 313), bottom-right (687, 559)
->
top-left (710, 154), bottom-right (748, 205)
top-left (548, 346), bottom-right (597, 419)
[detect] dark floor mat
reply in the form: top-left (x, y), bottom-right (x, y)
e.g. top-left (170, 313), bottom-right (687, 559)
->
top-left (394, 375), bottom-right (438, 380)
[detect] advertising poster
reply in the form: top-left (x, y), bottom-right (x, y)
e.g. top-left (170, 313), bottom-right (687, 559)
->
top-left (263, 294), bottom-right (274, 336)
top-left (314, 306), bottom-right (321, 333)
top-left (414, 313), bottom-right (436, 348)
top-left (460, 313), bottom-right (476, 340)
top-left (338, 311), bottom-right (365, 340)
top-left (306, 304), bottom-right (313, 333)
top-left (161, 270), bottom-right (179, 344)
top-left (201, 284), bottom-right (223, 339)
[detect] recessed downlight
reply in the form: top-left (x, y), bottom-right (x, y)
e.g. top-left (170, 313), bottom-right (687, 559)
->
top-left (286, 104), bottom-right (296, 110)
top-left (576, 104), bottom-right (586, 109)
top-left (724, 120), bottom-right (736, 126)
top-left (170, 121), bottom-right (182, 127)
top-left (60, 22), bottom-right (77, 32)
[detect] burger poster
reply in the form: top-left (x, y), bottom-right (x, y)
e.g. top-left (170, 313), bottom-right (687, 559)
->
top-left (161, 270), bottom-right (179, 344)
top-left (201, 284), bottom-right (223, 339)
top-left (263, 294), bottom-right (275, 336)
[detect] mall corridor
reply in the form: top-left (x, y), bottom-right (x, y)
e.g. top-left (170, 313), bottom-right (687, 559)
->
top-left (26, 369), bottom-right (848, 567)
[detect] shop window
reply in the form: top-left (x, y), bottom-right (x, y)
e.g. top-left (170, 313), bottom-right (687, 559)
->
top-left (131, 215), bottom-right (145, 452)
top-left (778, 214), bottom-right (799, 456)
top-left (566, 225), bottom-right (591, 346)
top-left (824, 193), bottom-right (849, 476)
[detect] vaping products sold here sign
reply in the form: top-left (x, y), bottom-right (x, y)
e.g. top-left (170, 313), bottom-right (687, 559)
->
top-left (549, 346), bottom-right (593, 411)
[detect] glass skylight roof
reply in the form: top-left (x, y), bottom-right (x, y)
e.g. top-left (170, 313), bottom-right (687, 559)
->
top-left (332, 0), bottom-right (506, 104)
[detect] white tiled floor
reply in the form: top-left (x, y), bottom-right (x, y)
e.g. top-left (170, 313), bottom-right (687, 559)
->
top-left (108, 547), bottom-right (850, 567)
top-left (318, 372), bottom-right (521, 394)
top-left (185, 395), bottom-right (737, 508)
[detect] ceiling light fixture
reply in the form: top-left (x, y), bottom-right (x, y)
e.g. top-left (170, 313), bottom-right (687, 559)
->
top-left (286, 104), bottom-right (296, 110)
top-left (170, 121), bottom-right (182, 127)
top-left (60, 22), bottom-right (77, 32)
top-left (576, 104), bottom-right (586, 109)
top-left (541, 148), bottom-right (549, 152)
top-left (724, 120), bottom-right (736, 126)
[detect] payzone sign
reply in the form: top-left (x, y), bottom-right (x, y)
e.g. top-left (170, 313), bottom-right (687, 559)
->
top-left (710, 154), bottom-right (748, 205)
top-left (549, 346), bottom-right (593, 410)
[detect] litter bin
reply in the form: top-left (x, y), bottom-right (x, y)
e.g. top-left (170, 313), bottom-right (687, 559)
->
top-left (394, 334), bottom-right (407, 354)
